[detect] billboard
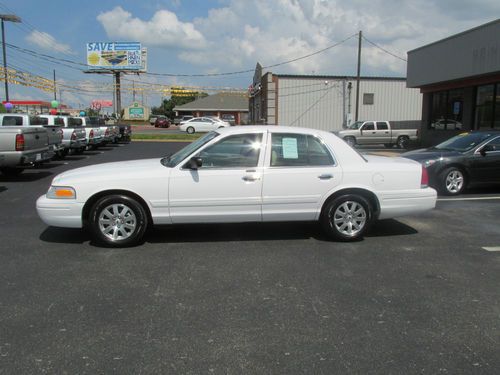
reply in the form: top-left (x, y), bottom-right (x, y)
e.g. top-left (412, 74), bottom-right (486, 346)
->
top-left (86, 42), bottom-right (142, 70)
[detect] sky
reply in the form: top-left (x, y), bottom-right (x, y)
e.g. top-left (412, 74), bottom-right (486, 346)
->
top-left (1, 0), bottom-right (499, 111)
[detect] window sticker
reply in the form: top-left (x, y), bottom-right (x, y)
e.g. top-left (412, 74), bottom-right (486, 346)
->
top-left (282, 137), bottom-right (298, 159)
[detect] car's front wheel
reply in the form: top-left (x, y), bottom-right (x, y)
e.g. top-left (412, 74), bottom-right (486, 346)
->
top-left (186, 126), bottom-right (195, 134)
top-left (321, 194), bottom-right (372, 241)
top-left (89, 194), bottom-right (148, 247)
top-left (440, 167), bottom-right (466, 195)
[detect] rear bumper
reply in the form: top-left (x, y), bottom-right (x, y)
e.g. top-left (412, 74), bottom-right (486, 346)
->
top-left (1, 149), bottom-right (53, 166)
top-left (36, 195), bottom-right (84, 228)
top-left (377, 188), bottom-right (437, 219)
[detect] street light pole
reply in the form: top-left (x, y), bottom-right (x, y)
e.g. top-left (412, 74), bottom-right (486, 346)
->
top-left (0, 14), bottom-right (21, 102)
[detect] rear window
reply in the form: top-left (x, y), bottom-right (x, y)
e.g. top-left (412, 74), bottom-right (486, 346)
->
top-left (69, 117), bottom-right (83, 126)
top-left (30, 116), bottom-right (48, 125)
top-left (1, 116), bottom-right (23, 126)
top-left (54, 117), bottom-right (65, 126)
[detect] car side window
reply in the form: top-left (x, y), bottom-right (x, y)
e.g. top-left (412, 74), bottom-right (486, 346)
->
top-left (484, 137), bottom-right (500, 152)
top-left (376, 122), bottom-right (388, 130)
top-left (198, 133), bottom-right (263, 168)
top-left (362, 122), bottom-right (375, 131)
top-left (2, 116), bottom-right (23, 126)
top-left (270, 133), bottom-right (334, 167)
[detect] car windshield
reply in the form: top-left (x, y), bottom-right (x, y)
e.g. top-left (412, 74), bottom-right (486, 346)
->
top-left (347, 121), bottom-right (364, 130)
top-left (435, 132), bottom-right (493, 152)
top-left (161, 131), bottom-right (220, 167)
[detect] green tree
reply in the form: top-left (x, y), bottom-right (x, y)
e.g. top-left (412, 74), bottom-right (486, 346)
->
top-left (159, 91), bottom-right (208, 120)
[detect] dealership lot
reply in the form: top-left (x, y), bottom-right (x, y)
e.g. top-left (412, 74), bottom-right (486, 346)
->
top-left (1, 141), bottom-right (500, 373)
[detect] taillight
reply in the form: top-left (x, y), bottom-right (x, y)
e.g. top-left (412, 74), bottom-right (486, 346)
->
top-left (71, 131), bottom-right (76, 140)
top-left (15, 134), bottom-right (25, 151)
top-left (89, 129), bottom-right (94, 139)
top-left (421, 166), bottom-right (429, 188)
top-left (58, 128), bottom-right (63, 140)
top-left (105, 128), bottom-right (109, 136)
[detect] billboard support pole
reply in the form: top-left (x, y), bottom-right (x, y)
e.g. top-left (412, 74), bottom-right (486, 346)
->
top-left (115, 71), bottom-right (121, 119)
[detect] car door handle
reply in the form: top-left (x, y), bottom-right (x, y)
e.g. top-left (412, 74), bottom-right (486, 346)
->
top-left (318, 174), bottom-right (333, 180)
top-left (242, 175), bottom-right (261, 182)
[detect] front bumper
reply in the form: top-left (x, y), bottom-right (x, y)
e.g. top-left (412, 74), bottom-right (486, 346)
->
top-left (36, 195), bottom-right (85, 228)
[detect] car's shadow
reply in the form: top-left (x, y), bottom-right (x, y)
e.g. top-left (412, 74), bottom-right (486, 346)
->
top-left (0, 186), bottom-right (7, 193)
top-left (39, 219), bottom-right (417, 247)
top-left (0, 171), bottom-right (53, 182)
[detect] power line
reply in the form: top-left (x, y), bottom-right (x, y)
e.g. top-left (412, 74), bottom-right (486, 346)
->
top-left (362, 36), bottom-right (407, 62)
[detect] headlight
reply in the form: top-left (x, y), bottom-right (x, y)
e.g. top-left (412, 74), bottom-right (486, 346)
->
top-left (46, 186), bottom-right (76, 199)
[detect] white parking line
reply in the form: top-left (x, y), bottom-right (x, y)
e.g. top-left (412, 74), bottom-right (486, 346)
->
top-left (438, 196), bottom-right (500, 201)
top-left (482, 247), bottom-right (500, 252)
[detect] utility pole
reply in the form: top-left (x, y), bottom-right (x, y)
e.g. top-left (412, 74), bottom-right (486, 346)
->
top-left (132, 80), bottom-right (136, 102)
top-left (342, 79), bottom-right (346, 128)
top-left (0, 14), bottom-right (21, 102)
top-left (53, 69), bottom-right (57, 100)
top-left (355, 30), bottom-right (362, 122)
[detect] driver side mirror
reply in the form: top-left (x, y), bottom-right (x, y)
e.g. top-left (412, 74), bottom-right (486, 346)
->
top-left (480, 144), bottom-right (495, 156)
top-left (186, 156), bottom-right (203, 169)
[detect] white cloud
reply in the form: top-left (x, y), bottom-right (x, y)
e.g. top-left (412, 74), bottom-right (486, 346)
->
top-left (97, 6), bottom-right (206, 50)
top-left (25, 30), bottom-right (75, 55)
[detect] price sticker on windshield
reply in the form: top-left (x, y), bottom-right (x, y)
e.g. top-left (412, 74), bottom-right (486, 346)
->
top-left (282, 137), bottom-right (298, 159)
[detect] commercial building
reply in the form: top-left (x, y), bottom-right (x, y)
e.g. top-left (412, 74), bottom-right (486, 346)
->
top-left (174, 92), bottom-right (249, 125)
top-left (248, 63), bottom-right (422, 132)
top-left (407, 19), bottom-right (500, 146)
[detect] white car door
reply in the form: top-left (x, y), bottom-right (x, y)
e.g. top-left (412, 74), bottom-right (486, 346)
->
top-left (168, 131), bottom-right (267, 223)
top-left (262, 132), bottom-right (342, 221)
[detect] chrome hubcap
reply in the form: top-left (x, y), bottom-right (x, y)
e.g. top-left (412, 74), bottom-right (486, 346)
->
top-left (331, 201), bottom-right (367, 237)
top-left (98, 203), bottom-right (137, 241)
top-left (445, 170), bottom-right (464, 193)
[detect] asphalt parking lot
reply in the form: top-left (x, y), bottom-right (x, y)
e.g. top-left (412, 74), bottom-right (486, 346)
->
top-left (1, 141), bottom-right (500, 374)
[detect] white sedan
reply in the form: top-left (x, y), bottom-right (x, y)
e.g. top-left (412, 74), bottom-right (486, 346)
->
top-left (36, 126), bottom-right (437, 247)
top-left (179, 117), bottom-right (230, 134)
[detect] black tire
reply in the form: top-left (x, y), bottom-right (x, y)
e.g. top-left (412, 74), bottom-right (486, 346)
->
top-left (0, 167), bottom-right (24, 177)
top-left (74, 147), bottom-right (85, 154)
top-left (88, 194), bottom-right (148, 247)
top-left (439, 167), bottom-right (466, 196)
top-left (397, 136), bottom-right (409, 149)
top-left (186, 126), bottom-right (195, 134)
top-left (321, 194), bottom-right (372, 241)
top-left (344, 136), bottom-right (356, 147)
top-left (384, 143), bottom-right (393, 148)
top-left (56, 149), bottom-right (68, 159)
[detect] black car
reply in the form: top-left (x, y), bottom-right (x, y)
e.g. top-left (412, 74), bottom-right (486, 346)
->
top-left (402, 131), bottom-right (500, 195)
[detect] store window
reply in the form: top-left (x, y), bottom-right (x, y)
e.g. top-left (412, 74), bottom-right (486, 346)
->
top-left (474, 83), bottom-right (500, 129)
top-left (430, 89), bottom-right (464, 130)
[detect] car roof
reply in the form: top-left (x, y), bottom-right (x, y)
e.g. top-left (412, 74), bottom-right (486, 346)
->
top-left (215, 125), bottom-right (334, 136)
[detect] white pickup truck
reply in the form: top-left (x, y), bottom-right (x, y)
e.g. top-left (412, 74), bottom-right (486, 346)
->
top-left (71, 116), bottom-right (103, 150)
top-left (38, 115), bottom-right (87, 157)
top-left (0, 113), bottom-right (63, 157)
top-left (337, 120), bottom-right (419, 149)
top-left (0, 126), bottom-right (52, 176)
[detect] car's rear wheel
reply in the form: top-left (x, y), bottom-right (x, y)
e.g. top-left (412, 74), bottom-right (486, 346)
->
top-left (440, 167), bottom-right (466, 195)
top-left (397, 136), bottom-right (409, 149)
top-left (186, 126), bottom-right (195, 134)
top-left (89, 195), bottom-right (148, 247)
top-left (321, 194), bottom-right (372, 241)
top-left (344, 136), bottom-right (356, 147)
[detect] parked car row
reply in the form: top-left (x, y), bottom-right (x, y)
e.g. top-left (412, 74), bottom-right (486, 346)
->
top-left (0, 113), bottom-right (131, 176)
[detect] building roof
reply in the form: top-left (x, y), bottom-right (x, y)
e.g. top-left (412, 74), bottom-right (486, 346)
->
top-left (274, 74), bottom-right (406, 81)
top-left (174, 92), bottom-right (249, 112)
